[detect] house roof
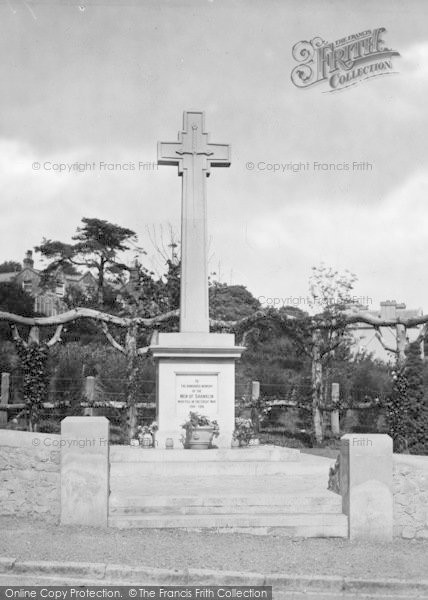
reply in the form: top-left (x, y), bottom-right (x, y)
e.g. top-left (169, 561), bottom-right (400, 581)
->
top-left (0, 266), bottom-right (96, 285)
top-left (0, 272), bottom-right (17, 283)
top-left (65, 272), bottom-right (96, 282)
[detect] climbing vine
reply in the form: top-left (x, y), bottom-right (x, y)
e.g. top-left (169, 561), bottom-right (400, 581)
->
top-left (385, 342), bottom-right (428, 454)
top-left (14, 337), bottom-right (50, 431)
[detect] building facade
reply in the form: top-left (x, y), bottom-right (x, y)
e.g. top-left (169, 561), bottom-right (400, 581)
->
top-left (0, 250), bottom-right (97, 316)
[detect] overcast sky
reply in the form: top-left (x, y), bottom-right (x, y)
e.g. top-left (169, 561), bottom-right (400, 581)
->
top-left (1, 0), bottom-right (427, 313)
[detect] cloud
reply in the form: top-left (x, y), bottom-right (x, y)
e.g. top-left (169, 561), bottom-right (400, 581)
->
top-left (0, 138), bottom-right (180, 264)
top-left (223, 169), bottom-right (428, 308)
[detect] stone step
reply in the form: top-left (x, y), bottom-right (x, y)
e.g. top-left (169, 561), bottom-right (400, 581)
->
top-left (109, 473), bottom-right (332, 501)
top-left (110, 460), bottom-right (328, 480)
top-left (108, 512), bottom-right (348, 538)
top-left (110, 446), bottom-right (301, 463)
top-left (109, 493), bottom-right (342, 515)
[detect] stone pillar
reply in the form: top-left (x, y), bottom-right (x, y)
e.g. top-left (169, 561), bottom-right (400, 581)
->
top-left (251, 381), bottom-right (260, 401)
top-left (60, 416), bottom-right (109, 527)
top-left (0, 373), bottom-right (10, 426)
top-left (151, 332), bottom-right (244, 449)
top-left (331, 411), bottom-right (340, 435)
top-left (340, 434), bottom-right (393, 541)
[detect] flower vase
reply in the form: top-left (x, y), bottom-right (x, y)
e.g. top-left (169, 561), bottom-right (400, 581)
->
top-left (139, 433), bottom-right (153, 448)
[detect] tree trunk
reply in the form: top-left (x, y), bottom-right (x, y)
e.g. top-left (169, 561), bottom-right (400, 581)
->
top-left (125, 323), bottom-right (139, 441)
top-left (312, 329), bottom-right (324, 445)
top-left (97, 258), bottom-right (105, 306)
top-left (396, 324), bottom-right (407, 367)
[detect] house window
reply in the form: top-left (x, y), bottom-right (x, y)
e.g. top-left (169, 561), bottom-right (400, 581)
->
top-left (55, 281), bottom-right (65, 297)
top-left (22, 280), bottom-right (32, 294)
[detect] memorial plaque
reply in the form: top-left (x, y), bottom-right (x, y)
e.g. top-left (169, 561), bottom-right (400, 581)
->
top-left (176, 373), bottom-right (218, 415)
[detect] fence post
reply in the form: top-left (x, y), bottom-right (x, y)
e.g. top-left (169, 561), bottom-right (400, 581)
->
top-left (251, 381), bottom-right (260, 433)
top-left (0, 373), bottom-right (10, 426)
top-left (251, 381), bottom-right (260, 402)
top-left (84, 376), bottom-right (95, 416)
top-left (331, 382), bottom-right (340, 436)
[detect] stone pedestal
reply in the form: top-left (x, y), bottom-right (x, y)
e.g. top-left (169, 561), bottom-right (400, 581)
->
top-left (151, 332), bottom-right (244, 449)
top-left (60, 416), bottom-right (109, 527)
top-left (340, 434), bottom-right (393, 541)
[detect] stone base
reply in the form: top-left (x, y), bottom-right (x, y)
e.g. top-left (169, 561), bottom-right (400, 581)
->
top-left (340, 434), bottom-right (393, 541)
top-left (150, 332), bottom-right (244, 449)
top-left (60, 417), bottom-right (109, 527)
top-left (109, 448), bottom-right (347, 536)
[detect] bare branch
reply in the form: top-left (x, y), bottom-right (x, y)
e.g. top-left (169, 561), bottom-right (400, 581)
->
top-left (319, 339), bottom-right (343, 358)
top-left (1, 303), bottom-right (428, 346)
top-left (415, 323), bottom-right (428, 344)
top-left (46, 325), bottom-right (63, 347)
top-left (137, 346), bottom-right (150, 356)
top-left (10, 324), bottom-right (26, 348)
top-left (0, 308), bottom-right (179, 328)
top-left (375, 331), bottom-right (397, 355)
top-left (101, 322), bottom-right (125, 353)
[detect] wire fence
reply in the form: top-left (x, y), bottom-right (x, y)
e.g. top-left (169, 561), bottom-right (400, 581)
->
top-left (0, 374), bottom-right (390, 444)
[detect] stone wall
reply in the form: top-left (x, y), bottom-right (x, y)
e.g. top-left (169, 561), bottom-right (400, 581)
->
top-left (393, 454), bottom-right (428, 539)
top-left (0, 430), bottom-right (60, 521)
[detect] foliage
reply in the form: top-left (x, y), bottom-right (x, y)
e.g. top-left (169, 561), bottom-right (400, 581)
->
top-left (0, 282), bottom-right (35, 343)
top-left (307, 265), bottom-right (358, 444)
top-left (209, 282), bottom-right (261, 321)
top-left (0, 261), bottom-right (21, 273)
top-left (0, 341), bottom-right (19, 374)
top-left (49, 341), bottom-right (156, 405)
top-left (118, 258), bottom-right (179, 319)
top-left (181, 412), bottom-right (219, 436)
top-left (37, 419), bottom-right (61, 434)
top-left (308, 264), bottom-right (358, 315)
top-left (0, 282), bottom-right (34, 317)
top-left (137, 421), bottom-right (158, 435)
top-left (136, 421), bottom-right (158, 442)
top-left (236, 305), bottom-right (310, 395)
top-left (13, 338), bottom-right (49, 429)
top-left (233, 417), bottom-right (256, 444)
top-left (385, 342), bottom-right (428, 454)
top-left (402, 342), bottom-right (428, 454)
top-left (35, 217), bottom-right (138, 305)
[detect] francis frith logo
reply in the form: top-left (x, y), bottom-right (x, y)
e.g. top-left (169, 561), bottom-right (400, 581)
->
top-left (291, 28), bottom-right (400, 92)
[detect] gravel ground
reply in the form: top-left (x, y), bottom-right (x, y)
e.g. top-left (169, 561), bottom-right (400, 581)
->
top-left (1, 517), bottom-right (427, 580)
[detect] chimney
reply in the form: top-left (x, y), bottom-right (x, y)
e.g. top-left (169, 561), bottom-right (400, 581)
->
top-left (379, 300), bottom-right (406, 320)
top-left (23, 250), bottom-right (34, 269)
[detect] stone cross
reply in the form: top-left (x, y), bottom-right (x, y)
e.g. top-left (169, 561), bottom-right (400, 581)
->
top-left (158, 111), bottom-right (231, 333)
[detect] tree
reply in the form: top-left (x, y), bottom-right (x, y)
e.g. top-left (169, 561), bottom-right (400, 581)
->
top-left (385, 342), bottom-right (428, 454)
top-left (289, 265), bottom-right (358, 444)
top-left (0, 282), bottom-right (34, 317)
top-left (0, 261), bottom-right (21, 273)
top-left (35, 218), bottom-right (138, 305)
top-left (10, 324), bottom-right (63, 431)
top-left (402, 342), bottom-right (428, 453)
top-left (0, 282), bottom-right (34, 342)
top-left (209, 282), bottom-right (260, 321)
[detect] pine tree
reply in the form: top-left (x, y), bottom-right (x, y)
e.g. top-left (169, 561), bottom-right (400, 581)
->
top-left (403, 342), bottom-right (428, 454)
top-left (385, 368), bottom-right (409, 452)
top-left (386, 342), bottom-right (428, 454)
